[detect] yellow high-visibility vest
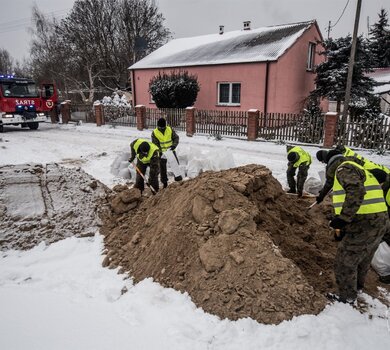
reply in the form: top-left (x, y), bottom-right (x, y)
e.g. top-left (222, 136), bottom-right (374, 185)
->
top-left (332, 161), bottom-right (387, 215)
top-left (153, 126), bottom-right (173, 152)
top-left (288, 146), bottom-right (312, 167)
top-left (134, 139), bottom-right (159, 164)
top-left (342, 147), bottom-right (365, 161)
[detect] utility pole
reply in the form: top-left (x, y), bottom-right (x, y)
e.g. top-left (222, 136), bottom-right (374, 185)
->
top-left (340, 0), bottom-right (362, 142)
top-left (327, 21), bottom-right (331, 39)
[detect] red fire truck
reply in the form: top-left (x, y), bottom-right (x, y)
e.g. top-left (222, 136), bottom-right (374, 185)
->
top-left (0, 74), bottom-right (58, 132)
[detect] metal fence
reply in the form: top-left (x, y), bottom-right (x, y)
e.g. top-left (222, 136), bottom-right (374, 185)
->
top-left (145, 108), bottom-right (186, 131)
top-left (71, 103), bottom-right (95, 123)
top-left (104, 105), bottom-right (136, 127)
top-left (258, 112), bottom-right (324, 144)
top-left (196, 109), bottom-right (248, 138)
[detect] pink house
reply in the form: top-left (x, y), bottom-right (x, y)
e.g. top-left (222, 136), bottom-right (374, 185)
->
top-left (129, 20), bottom-right (325, 114)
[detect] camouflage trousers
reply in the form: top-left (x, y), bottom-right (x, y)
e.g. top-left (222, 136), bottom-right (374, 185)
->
top-left (134, 160), bottom-right (159, 193)
top-left (334, 212), bottom-right (388, 301)
top-left (382, 219), bottom-right (390, 246)
top-left (286, 163), bottom-right (309, 195)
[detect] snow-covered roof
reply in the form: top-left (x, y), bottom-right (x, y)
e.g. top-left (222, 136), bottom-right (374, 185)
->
top-left (129, 20), bottom-right (317, 70)
top-left (367, 68), bottom-right (390, 94)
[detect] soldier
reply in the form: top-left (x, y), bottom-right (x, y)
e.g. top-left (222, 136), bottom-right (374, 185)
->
top-left (286, 145), bottom-right (312, 197)
top-left (128, 138), bottom-right (160, 193)
top-left (317, 146), bottom-right (390, 203)
top-left (325, 153), bottom-right (388, 303)
top-left (151, 118), bottom-right (180, 188)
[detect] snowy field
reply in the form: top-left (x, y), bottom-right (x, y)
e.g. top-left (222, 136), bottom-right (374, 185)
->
top-left (0, 122), bottom-right (390, 350)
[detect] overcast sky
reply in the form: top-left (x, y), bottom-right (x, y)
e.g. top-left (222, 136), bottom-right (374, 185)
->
top-left (0, 0), bottom-right (389, 62)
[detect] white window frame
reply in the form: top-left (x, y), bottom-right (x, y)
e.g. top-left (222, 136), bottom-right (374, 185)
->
top-left (150, 94), bottom-right (155, 104)
top-left (217, 82), bottom-right (241, 106)
top-left (307, 42), bottom-right (316, 71)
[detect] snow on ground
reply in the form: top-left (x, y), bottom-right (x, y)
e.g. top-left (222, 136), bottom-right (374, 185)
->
top-left (0, 122), bottom-right (390, 350)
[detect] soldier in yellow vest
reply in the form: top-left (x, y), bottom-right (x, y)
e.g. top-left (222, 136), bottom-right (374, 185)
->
top-left (128, 138), bottom-right (160, 193)
top-left (325, 154), bottom-right (388, 303)
top-left (286, 145), bottom-right (312, 197)
top-left (316, 147), bottom-right (389, 204)
top-left (151, 118), bottom-right (180, 188)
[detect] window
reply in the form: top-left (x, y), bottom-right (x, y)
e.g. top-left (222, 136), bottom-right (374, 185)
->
top-left (307, 42), bottom-right (316, 71)
top-left (217, 82), bottom-right (241, 105)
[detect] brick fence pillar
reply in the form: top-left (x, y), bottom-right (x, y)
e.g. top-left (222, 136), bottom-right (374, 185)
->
top-left (323, 112), bottom-right (338, 148)
top-left (95, 103), bottom-right (103, 126)
top-left (60, 101), bottom-right (71, 124)
top-left (186, 107), bottom-right (196, 137)
top-left (136, 105), bottom-right (146, 131)
top-left (247, 109), bottom-right (259, 141)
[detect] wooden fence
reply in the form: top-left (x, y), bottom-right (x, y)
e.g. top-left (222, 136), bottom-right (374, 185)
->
top-left (258, 112), bottom-right (324, 144)
top-left (336, 115), bottom-right (390, 150)
top-left (68, 103), bottom-right (390, 150)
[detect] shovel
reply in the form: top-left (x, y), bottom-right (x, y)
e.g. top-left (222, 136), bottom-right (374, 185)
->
top-left (306, 201), bottom-right (317, 211)
top-left (129, 163), bottom-right (157, 195)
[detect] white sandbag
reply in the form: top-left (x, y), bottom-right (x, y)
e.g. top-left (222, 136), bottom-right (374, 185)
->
top-left (371, 242), bottom-right (390, 276)
top-left (165, 149), bottom-right (185, 180)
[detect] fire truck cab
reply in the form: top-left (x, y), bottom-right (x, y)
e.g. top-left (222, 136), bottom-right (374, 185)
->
top-left (0, 74), bottom-right (58, 132)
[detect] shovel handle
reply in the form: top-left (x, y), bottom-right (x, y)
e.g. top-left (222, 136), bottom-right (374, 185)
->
top-left (130, 162), bottom-right (157, 194)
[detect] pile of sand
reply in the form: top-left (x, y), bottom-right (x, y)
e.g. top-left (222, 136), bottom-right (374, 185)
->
top-left (102, 164), bottom-right (383, 324)
top-left (2, 162), bottom-right (387, 324)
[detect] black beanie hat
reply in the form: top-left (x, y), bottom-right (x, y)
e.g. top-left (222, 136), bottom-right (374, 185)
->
top-left (287, 152), bottom-right (299, 162)
top-left (316, 150), bottom-right (328, 163)
top-left (157, 118), bottom-right (167, 128)
top-left (325, 149), bottom-right (342, 164)
top-left (369, 169), bottom-right (388, 184)
top-left (138, 141), bottom-right (150, 154)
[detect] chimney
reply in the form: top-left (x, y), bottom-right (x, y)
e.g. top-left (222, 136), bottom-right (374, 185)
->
top-left (219, 25), bottom-right (224, 35)
top-left (243, 21), bottom-right (251, 30)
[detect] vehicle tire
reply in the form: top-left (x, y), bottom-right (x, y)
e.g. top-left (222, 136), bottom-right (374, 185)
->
top-left (0, 124), bottom-right (3, 133)
top-left (27, 122), bottom-right (39, 130)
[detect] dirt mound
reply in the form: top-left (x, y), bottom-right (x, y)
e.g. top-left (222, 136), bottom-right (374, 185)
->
top-left (0, 163), bottom-right (111, 250)
top-left (102, 164), bottom-right (361, 324)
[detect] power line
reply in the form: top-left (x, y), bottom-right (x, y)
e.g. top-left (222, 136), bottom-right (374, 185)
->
top-left (0, 9), bottom-right (70, 35)
top-left (330, 0), bottom-right (351, 29)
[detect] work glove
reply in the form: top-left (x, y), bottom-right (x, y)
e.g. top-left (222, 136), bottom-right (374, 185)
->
top-left (329, 217), bottom-right (348, 229)
top-left (128, 157), bottom-right (134, 163)
top-left (170, 145), bottom-right (176, 151)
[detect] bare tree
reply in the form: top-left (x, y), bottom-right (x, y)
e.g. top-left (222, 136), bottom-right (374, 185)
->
top-left (29, 0), bottom-right (171, 102)
top-left (0, 48), bottom-right (14, 74)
